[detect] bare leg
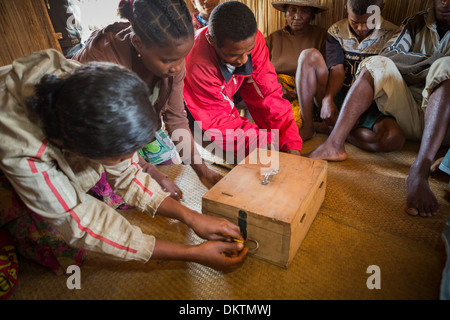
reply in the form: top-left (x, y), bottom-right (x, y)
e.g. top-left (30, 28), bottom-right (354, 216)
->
top-left (306, 67), bottom-right (375, 161)
top-left (347, 116), bottom-right (406, 153)
top-left (314, 121), bottom-right (333, 135)
top-left (406, 80), bottom-right (450, 217)
top-left (296, 49), bottom-right (328, 141)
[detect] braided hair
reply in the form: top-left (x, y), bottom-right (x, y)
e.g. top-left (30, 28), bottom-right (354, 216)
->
top-left (118, 0), bottom-right (194, 46)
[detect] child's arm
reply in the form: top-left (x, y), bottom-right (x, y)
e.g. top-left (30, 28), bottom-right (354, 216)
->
top-left (152, 196), bottom-right (248, 271)
top-left (155, 196), bottom-right (244, 243)
top-left (151, 239), bottom-right (248, 272)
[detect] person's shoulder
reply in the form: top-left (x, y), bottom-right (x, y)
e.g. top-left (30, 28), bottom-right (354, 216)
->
top-left (328, 19), bottom-right (348, 36)
top-left (253, 30), bottom-right (272, 57)
top-left (2, 49), bottom-right (79, 110)
top-left (405, 8), bottom-right (430, 24)
top-left (186, 31), bottom-right (216, 75)
top-left (255, 29), bottom-right (266, 41)
top-left (15, 49), bottom-right (80, 75)
top-left (82, 22), bottom-right (130, 47)
top-left (380, 18), bottom-right (399, 32)
top-left (95, 22), bottom-right (132, 41)
top-left (267, 28), bottom-right (284, 38)
top-left (394, 7), bottom-right (429, 32)
top-left (192, 26), bottom-right (209, 47)
top-left (327, 19), bottom-right (348, 44)
top-left (392, 8), bottom-right (430, 38)
top-left (104, 21), bottom-right (131, 31)
top-left (74, 22), bottom-right (133, 65)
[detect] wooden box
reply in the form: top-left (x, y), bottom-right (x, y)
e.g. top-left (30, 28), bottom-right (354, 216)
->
top-left (202, 149), bottom-right (328, 268)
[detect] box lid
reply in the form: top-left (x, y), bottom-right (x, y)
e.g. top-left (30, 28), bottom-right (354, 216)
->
top-left (203, 149), bottom-right (328, 225)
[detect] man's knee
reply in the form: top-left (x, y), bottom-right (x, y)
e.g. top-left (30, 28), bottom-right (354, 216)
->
top-left (297, 49), bottom-right (327, 87)
top-left (357, 67), bottom-right (374, 85)
top-left (358, 56), bottom-right (399, 82)
top-left (374, 117), bottom-right (406, 152)
top-left (298, 48), bottom-right (324, 68)
top-left (426, 57), bottom-right (450, 98)
top-left (428, 56), bottom-right (450, 79)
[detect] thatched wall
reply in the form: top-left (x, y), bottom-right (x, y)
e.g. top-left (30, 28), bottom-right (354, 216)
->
top-left (187, 0), bottom-right (434, 37)
top-left (0, 0), bottom-right (434, 66)
top-left (0, 0), bottom-right (61, 66)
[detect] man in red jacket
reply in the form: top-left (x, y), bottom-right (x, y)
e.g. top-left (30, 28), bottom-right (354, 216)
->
top-left (184, 1), bottom-right (303, 162)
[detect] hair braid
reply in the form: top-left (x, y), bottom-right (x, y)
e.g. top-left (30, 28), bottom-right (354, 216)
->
top-left (119, 0), bottom-right (194, 46)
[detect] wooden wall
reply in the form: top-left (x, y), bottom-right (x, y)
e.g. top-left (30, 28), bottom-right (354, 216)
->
top-left (187, 0), bottom-right (434, 37)
top-left (0, 0), bottom-right (61, 66)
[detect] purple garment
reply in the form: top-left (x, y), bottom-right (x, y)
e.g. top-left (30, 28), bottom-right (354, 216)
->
top-left (89, 173), bottom-right (134, 210)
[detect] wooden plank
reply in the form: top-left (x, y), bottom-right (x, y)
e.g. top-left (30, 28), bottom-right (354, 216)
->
top-left (288, 169), bottom-right (327, 266)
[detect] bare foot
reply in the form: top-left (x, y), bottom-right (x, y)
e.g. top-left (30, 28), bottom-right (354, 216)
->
top-left (305, 141), bottom-right (348, 162)
top-left (406, 164), bottom-right (440, 217)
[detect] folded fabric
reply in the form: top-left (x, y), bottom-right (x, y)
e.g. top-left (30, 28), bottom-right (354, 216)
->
top-left (1, 173), bottom-right (86, 278)
top-left (139, 129), bottom-right (177, 165)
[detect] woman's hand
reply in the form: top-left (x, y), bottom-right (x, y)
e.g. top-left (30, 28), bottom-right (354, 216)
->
top-left (188, 241), bottom-right (248, 272)
top-left (138, 155), bottom-right (183, 201)
top-left (159, 176), bottom-right (183, 201)
top-left (156, 198), bottom-right (243, 243)
top-left (151, 239), bottom-right (248, 272)
top-left (188, 213), bottom-right (243, 242)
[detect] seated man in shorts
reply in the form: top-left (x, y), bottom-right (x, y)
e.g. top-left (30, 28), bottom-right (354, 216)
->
top-left (296, 0), bottom-right (404, 153)
top-left (307, 0), bottom-right (450, 218)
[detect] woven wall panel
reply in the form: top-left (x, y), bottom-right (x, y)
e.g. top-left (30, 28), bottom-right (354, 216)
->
top-left (0, 0), bottom-right (433, 67)
top-left (0, 0), bottom-right (61, 66)
top-left (187, 0), bottom-right (434, 37)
